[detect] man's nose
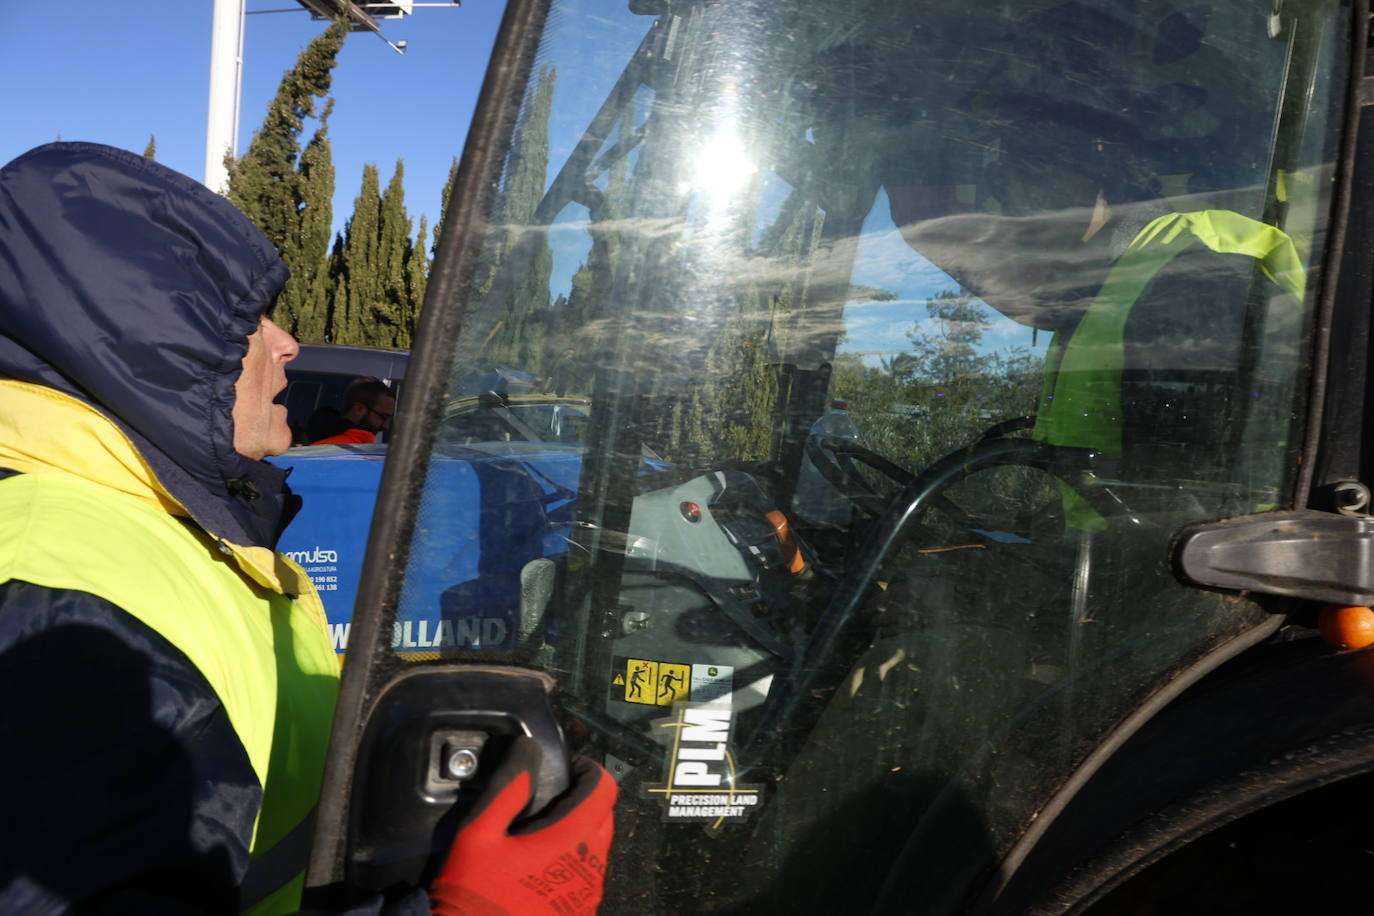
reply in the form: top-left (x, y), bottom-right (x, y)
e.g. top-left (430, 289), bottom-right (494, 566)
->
top-left (268, 320), bottom-right (300, 363)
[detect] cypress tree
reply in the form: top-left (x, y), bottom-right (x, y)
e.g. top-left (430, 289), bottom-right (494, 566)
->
top-left (330, 268), bottom-right (349, 345)
top-left (433, 157), bottom-right (459, 259)
top-left (287, 99), bottom-right (335, 343)
top-left (226, 21), bottom-right (346, 337)
top-left (564, 99), bottom-right (632, 330)
top-left (143, 135), bottom-right (156, 160)
top-left (502, 67), bottom-right (554, 239)
top-left (321, 232), bottom-right (346, 342)
top-left (337, 163), bottom-right (382, 345)
top-left (407, 214), bottom-right (430, 333)
top-left (330, 160), bottom-right (430, 348)
top-left (377, 160), bottom-right (413, 346)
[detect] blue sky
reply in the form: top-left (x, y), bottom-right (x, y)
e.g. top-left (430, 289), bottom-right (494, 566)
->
top-left (2, 1), bottom-right (506, 237)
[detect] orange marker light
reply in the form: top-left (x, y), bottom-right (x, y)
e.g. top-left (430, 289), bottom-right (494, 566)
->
top-left (1318, 605), bottom-right (1374, 651)
top-left (765, 510), bottom-right (807, 574)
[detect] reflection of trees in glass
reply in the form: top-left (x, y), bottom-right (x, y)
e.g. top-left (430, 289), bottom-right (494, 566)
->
top-left (905, 290), bottom-right (991, 387)
top-left (458, 31), bottom-right (836, 463)
top-left (462, 48), bottom-right (1038, 477)
top-left (652, 185), bottom-right (827, 464)
top-left (834, 290), bottom-right (1044, 476)
top-left (471, 65), bottom-right (558, 374)
top-left (551, 99), bottom-right (636, 398)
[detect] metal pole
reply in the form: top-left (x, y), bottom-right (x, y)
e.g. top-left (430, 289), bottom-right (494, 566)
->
top-left (205, 0), bottom-right (246, 193)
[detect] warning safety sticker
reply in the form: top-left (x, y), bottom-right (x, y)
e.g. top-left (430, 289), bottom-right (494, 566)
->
top-left (612, 656), bottom-right (733, 707)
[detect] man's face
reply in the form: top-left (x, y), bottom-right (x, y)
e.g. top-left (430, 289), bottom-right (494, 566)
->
top-left (232, 315), bottom-right (299, 459)
top-left (348, 393), bottom-right (396, 434)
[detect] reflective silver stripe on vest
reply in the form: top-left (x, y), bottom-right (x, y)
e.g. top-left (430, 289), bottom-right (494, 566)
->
top-left (240, 808), bottom-right (316, 910)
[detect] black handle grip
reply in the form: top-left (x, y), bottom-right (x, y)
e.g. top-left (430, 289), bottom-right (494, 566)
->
top-left (343, 664), bottom-right (571, 890)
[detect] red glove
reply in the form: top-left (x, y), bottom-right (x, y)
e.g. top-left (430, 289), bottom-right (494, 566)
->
top-left (429, 737), bottom-right (618, 916)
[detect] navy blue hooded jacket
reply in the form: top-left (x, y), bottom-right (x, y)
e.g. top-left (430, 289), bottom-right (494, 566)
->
top-left (0, 141), bottom-right (293, 547)
top-left (0, 144), bottom-right (425, 915)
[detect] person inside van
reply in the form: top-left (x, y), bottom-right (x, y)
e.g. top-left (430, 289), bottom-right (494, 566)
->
top-left (310, 376), bottom-right (397, 445)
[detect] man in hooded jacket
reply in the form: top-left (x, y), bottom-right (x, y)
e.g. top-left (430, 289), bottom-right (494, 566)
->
top-left (0, 143), bottom-right (615, 916)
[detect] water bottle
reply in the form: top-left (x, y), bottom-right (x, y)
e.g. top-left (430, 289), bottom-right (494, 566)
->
top-left (795, 401), bottom-right (860, 526)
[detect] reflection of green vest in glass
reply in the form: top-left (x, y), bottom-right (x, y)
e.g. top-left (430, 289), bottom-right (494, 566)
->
top-left (0, 473), bottom-right (339, 915)
top-left (1031, 210), bottom-right (1306, 530)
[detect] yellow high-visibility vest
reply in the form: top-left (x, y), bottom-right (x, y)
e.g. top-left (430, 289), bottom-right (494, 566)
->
top-left (1033, 210), bottom-right (1306, 529)
top-left (0, 471), bottom-right (339, 914)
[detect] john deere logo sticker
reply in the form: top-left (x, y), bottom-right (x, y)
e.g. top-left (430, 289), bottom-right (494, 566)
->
top-left (642, 702), bottom-right (762, 833)
top-left (690, 665), bottom-right (732, 703)
top-left (612, 657), bottom-right (733, 706)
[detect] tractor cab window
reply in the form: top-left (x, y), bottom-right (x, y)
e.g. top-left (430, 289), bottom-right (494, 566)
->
top-left (394, 0), bottom-right (1349, 909)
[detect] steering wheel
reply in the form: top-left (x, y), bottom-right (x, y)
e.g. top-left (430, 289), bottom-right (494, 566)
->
top-left (743, 436), bottom-right (1108, 768)
top-left (804, 436), bottom-right (981, 528)
top-left (804, 436), bottom-right (913, 517)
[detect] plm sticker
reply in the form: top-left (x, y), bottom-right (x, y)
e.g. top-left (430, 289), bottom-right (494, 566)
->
top-left (612, 656), bottom-right (733, 707)
top-left (642, 702), bottom-right (763, 834)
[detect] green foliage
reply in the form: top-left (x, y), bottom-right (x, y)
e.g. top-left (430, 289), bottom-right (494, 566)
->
top-left (409, 215), bottom-right (430, 319)
top-left (226, 21), bottom-right (345, 341)
top-left (480, 74), bottom-right (835, 466)
top-left (848, 285), bottom-right (896, 303)
top-left (335, 163), bottom-right (381, 345)
top-left (644, 181), bottom-right (828, 465)
top-left (327, 159), bottom-right (427, 347)
top-left (903, 291), bottom-right (990, 387)
top-left (329, 269), bottom-right (348, 346)
top-left (290, 98), bottom-right (335, 343)
top-left (501, 67), bottom-right (555, 230)
top-left (433, 157), bottom-right (459, 259)
top-left (377, 160), bottom-right (416, 345)
top-left (224, 19), bottom-right (445, 348)
top-left (833, 292), bottom-right (1044, 479)
top-left (142, 135), bottom-right (156, 160)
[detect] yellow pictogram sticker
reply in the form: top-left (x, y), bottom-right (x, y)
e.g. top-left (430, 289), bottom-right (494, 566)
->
top-left (622, 657), bottom-right (691, 706)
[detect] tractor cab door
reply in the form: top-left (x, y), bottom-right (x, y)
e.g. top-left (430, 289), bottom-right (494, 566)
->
top-left (308, 0), bottom-right (1356, 912)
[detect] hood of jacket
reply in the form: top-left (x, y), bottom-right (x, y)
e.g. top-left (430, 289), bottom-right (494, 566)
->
top-left (0, 142), bottom-right (293, 548)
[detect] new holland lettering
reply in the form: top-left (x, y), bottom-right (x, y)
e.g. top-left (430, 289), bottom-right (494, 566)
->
top-left (389, 616), bottom-right (511, 650)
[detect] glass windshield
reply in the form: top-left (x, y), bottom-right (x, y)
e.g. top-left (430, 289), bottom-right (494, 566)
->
top-left (396, 0), bottom-right (1349, 909)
